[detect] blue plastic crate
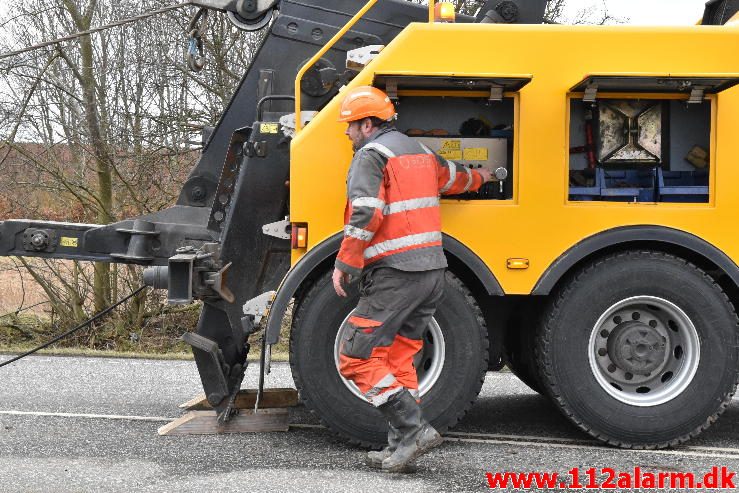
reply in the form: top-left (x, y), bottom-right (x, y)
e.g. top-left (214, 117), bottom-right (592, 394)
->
top-left (570, 168), bottom-right (708, 203)
top-left (658, 169), bottom-right (709, 202)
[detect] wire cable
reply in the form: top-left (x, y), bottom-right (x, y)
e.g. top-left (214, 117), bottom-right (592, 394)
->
top-left (0, 3), bottom-right (192, 61)
top-left (0, 285), bottom-right (148, 368)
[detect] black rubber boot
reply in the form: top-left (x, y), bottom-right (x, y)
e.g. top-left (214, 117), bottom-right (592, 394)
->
top-left (365, 424), bottom-right (400, 468)
top-left (379, 389), bottom-right (443, 473)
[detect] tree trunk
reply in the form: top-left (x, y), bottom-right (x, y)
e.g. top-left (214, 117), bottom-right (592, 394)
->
top-left (63, 0), bottom-right (114, 312)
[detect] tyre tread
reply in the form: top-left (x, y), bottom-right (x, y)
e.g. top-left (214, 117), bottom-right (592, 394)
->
top-left (535, 250), bottom-right (739, 450)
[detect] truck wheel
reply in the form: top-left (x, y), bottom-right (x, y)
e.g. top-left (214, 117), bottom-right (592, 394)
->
top-left (290, 269), bottom-right (488, 448)
top-left (536, 251), bottom-right (739, 448)
top-left (504, 304), bottom-right (544, 394)
top-left (505, 327), bottom-right (543, 395)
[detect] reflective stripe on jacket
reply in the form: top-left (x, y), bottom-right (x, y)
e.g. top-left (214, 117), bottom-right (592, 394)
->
top-left (335, 128), bottom-right (484, 277)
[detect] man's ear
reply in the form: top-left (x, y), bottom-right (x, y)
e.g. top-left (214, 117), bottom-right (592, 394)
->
top-left (361, 118), bottom-right (373, 134)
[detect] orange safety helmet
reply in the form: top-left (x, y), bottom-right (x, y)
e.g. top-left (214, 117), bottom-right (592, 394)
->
top-left (338, 86), bottom-right (396, 123)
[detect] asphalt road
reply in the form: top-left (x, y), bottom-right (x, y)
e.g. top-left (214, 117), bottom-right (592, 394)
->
top-left (2, 355), bottom-right (739, 492)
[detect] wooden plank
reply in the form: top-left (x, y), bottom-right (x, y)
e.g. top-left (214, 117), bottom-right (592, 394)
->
top-left (179, 388), bottom-right (298, 411)
top-left (158, 409), bottom-right (289, 436)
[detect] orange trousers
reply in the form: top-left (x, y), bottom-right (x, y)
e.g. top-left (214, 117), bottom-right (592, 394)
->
top-left (338, 268), bottom-right (445, 406)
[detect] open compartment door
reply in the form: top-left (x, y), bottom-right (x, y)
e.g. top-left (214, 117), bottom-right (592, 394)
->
top-left (374, 74), bottom-right (531, 100)
top-left (571, 75), bottom-right (739, 103)
top-left (370, 74), bottom-right (531, 201)
top-left (567, 75), bottom-right (733, 204)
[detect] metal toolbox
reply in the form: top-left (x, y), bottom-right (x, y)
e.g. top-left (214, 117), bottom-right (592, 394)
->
top-left (413, 136), bottom-right (508, 172)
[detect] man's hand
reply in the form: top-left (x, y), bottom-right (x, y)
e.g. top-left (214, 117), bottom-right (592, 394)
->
top-left (332, 267), bottom-right (350, 297)
top-left (477, 168), bottom-right (493, 183)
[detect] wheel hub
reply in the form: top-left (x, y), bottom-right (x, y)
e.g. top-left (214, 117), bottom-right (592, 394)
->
top-left (589, 296), bottom-right (700, 407)
top-left (607, 321), bottom-right (666, 375)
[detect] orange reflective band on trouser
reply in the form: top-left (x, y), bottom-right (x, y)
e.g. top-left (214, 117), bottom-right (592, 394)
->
top-left (388, 334), bottom-right (423, 394)
top-left (348, 315), bottom-right (382, 334)
top-left (339, 347), bottom-right (404, 406)
top-left (348, 316), bottom-right (382, 328)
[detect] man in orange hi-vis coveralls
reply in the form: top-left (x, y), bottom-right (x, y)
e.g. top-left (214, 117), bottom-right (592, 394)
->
top-left (332, 86), bottom-right (492, 472)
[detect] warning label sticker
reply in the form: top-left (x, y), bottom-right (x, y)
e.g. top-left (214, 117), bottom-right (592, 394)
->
top-left (463, 147), bottom-right (489, 161)
top-left (438, 140), bottom-right (462, 160)
top-left (260, 123), bottom-right (279, 134)
top-left (60, 237), bottom-right (78, 248)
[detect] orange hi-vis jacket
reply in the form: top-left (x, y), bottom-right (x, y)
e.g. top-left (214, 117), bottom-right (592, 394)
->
top-left (335, 128), bottom-right (486, 277)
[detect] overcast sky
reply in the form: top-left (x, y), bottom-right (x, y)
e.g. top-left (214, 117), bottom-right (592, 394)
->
top-left (0, 1), bottom-right (717, 60)
top-left (565, 0), bottom-right (709, 25)
top-left (0, 1), bottom-right (715, 27)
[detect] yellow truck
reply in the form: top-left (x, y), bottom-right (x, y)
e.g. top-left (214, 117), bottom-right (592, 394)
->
top-left (2, 0), bottom-right (738, 450)
top-left (284, 0), bottom-right (739, 449)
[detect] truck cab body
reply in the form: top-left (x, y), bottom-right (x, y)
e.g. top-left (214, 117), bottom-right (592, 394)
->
top-left (282, 3), bottom-right (739, 448)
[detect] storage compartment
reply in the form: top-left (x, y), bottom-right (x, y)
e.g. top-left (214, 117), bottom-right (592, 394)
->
top-left (374, 75), bottom-right (526, 201)
top-left (569, 98), bottom-right (711, 203)
top-left (392, 95), bottom-right (515, 200)
top-left (566, 75), bottom-right (737, 203)
top-left (401, 97), bottom-right (514, 200)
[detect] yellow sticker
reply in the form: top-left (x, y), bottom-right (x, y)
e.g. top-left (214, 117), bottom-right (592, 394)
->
top-left (60, 237), bottom-right (78, 248)
top-left (440, 140), bottom-right (461, 152)
top-left (464, 147), bottom-right (489, 161)
top-left (438, 150), bottom-right (463, 160)
top-left (260, 123), bottom-right (279, 134)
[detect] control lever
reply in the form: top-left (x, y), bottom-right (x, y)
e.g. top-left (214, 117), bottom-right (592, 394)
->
top-left (494, 167), bottom-right (508, 195)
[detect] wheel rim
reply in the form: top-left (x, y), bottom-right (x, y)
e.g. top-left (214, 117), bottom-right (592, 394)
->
top-left (588, 296), bottom-right (700, 407)
top-left (333, 314), bottom-right (446, 401)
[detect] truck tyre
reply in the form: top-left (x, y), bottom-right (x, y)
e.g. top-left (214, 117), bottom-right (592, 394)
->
top-left (505, 326), bottom-right (543, 395)
top-left (504, 304), bottom-right (545, 394)
top-left (290, 269), bottom-right (488, 448)
top-left (535, 251), bottom-right (739, 449)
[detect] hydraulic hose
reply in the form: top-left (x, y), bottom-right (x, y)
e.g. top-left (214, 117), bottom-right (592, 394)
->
top-left (0, 286), bottom-right (148, 369)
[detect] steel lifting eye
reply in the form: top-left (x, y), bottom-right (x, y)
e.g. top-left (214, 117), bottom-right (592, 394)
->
top-left (186, 8), bottom-right (209, 72)
top-left (187, 36), bottom-right (206, 72)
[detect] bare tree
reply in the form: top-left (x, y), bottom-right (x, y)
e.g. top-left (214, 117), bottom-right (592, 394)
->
top-left (0, 0), bottom-right (623, 350)
top-left (548, 0), bottom-right (625, 24)
top-left (413, 0), bottom-right (625, 24)
top-left (0, 0), bottom-right (265, 347)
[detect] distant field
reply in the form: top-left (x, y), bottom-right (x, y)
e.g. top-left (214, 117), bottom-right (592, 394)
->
top-left (0, 258), bottom-right (292, 358)
top-left (0, 258), bottom-right (49, 317)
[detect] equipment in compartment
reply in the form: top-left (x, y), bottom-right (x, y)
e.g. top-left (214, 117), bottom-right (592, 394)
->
top-left (414, 136), bottom-right (510, 199)
top-left (414, 136), bottom-right (507, 173)
top-left (569, 98), bottom-right (710, 203)
top-left (598, 100), bottom-right (664, 165)
top-left (392, 92), bottom-right (515, 201)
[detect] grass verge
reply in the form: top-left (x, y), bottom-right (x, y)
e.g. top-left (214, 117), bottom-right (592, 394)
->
top-left (0, 345), bottom-right (290, 362)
